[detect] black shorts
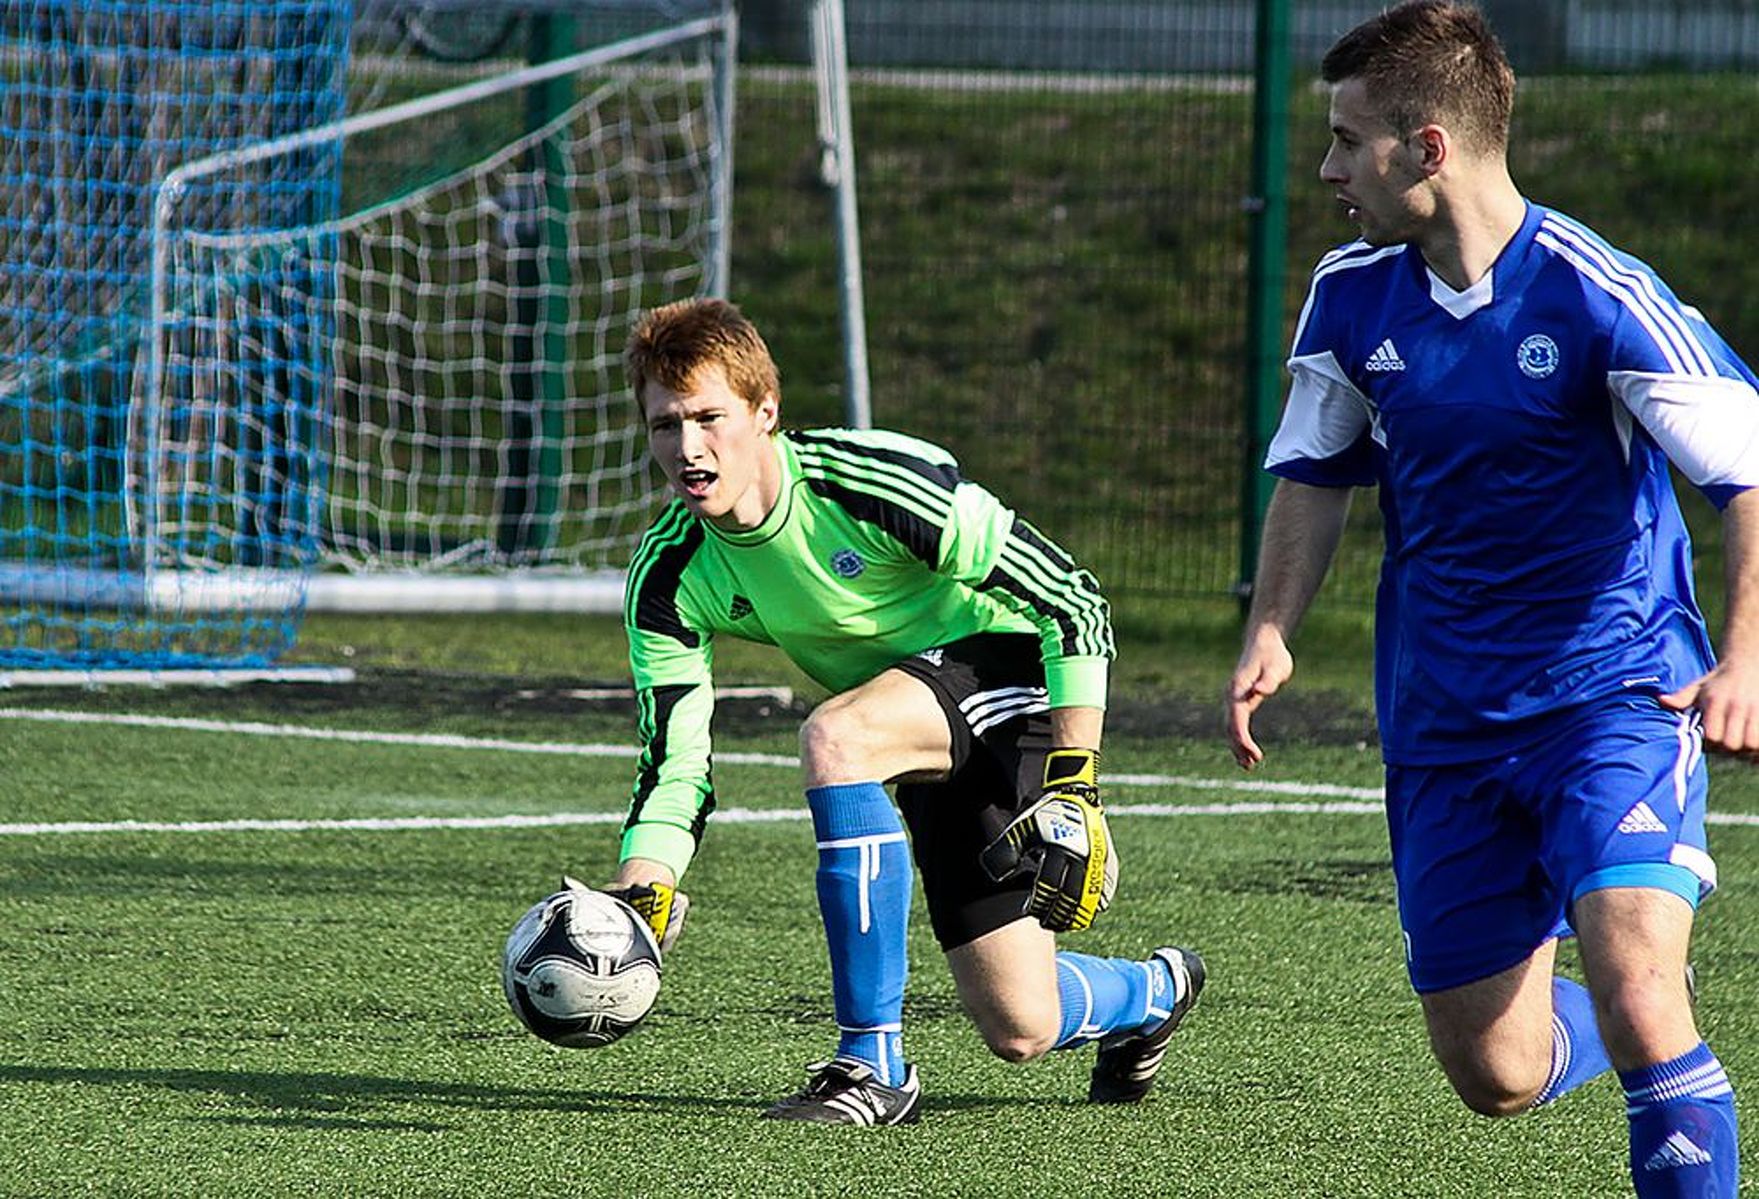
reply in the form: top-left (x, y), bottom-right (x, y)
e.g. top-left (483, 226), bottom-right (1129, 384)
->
top-left (889, 631), bottom-right (1053, 950)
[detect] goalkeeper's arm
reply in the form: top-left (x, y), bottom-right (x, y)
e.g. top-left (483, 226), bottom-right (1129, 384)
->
top-left (1048, 706), bottom-right (1103, 756)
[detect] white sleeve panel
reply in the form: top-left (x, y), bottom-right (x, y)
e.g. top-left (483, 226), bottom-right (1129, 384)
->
top-left (1610, 370), bottom-right (1759, 487)
top-left (1265, 351), bottom-right (1375, 469)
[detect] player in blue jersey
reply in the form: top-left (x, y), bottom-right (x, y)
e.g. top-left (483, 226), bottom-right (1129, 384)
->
top-left (1226, 3), bottom-right (1752, 1193)
top-left (601, 298), bottom-right (1203, 1125)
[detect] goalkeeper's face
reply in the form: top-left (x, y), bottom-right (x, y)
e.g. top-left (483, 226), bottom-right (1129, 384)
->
top-left (642, 365), bottom-right (782, 532)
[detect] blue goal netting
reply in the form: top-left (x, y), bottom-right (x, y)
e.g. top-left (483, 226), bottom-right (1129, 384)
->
top-left (0, 1), bottom-right (350, 668)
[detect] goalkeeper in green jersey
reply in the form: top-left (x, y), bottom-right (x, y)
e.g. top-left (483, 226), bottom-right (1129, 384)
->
top-left (603, 298), bottom-right (1204, 1126)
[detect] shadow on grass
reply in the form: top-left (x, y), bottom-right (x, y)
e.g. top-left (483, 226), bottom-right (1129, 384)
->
top-left (184, 1113), bottom-right (453, 1133)
top-left (0, 1063), bottom-right (755, 1119)
top-left (1216, 857), bottom-right (1395, 906)
top-left (0, 1063), bottom-right (1091, 1124)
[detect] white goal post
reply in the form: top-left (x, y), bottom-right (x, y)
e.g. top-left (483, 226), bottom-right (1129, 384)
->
top-left (136, 12), bottom-right (741, 615)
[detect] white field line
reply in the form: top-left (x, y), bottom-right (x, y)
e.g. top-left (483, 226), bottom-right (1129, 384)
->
top-left (0, 707), bottom-right (1378, 795)
top-left (0, 802), bottom-right (1392, 838)
top-left (2, 707), bottom-right (1754, 838)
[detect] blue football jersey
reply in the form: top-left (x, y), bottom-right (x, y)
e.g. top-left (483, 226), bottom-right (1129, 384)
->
top-left (1268, 202), bottom-right (1759, 764)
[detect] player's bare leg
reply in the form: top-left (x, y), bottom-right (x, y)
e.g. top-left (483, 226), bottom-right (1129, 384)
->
top-left (1578, 887), bottom-right (1734, 1191)
top-left (783, 666), bottom-right (1205, 1116)
top-left (1421, 890), bottom-right (1702, 1116)
top-left (764, 669), bottom-right (949, 1125)
top-left (1422, 887), bottom-right (1735, 1192)
top-left (946, 917), bottom-right (1061, 1061)
top-left (1419, 939), bottom-right (1561, 1116)
top-left (1575, 886), bottom-right (1736, 1192)
top-left (948, 914), bottom-right (1204, 1103)
top-left (1573, 888), bottom-right (1700, 1068)
top-left (798, 668), bottom-right (953, 789)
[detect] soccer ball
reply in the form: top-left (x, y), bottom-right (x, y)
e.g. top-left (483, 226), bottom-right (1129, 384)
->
top-left (501, 881), bottom-right (662, 1048)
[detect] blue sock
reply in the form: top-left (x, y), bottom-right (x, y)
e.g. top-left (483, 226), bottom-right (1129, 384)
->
top-left (1052, 952), bottom-right (1175, 1048)
top-left (807, 782), bottom-right (911, 1085)
top-left (1621, 1042), bottom-right (1738, 1197)
top-left (1532, 977), bottom-right (1613, 1107)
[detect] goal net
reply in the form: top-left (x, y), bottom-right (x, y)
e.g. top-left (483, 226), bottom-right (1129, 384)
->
top-left (140, 12), bottom-right (734, 618)
top-left (0, 2), bottom-right (352, 668)
top-left (0, 3), bottom-right (734, 673)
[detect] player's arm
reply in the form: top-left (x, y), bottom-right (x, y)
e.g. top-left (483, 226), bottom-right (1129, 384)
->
top-left (1607, 316), bottom-right (1759, 751)
top-left (605, 640), bottom-right (712, 954)
top-left (1228, 479), bottom-right (1353, 769)
top-left (1049, 704), bottom-right (1103, 750)
top-left (808, 430), bottom-right (1118, 929)
top-left (1662, 487), bottom-right (1759, 751)
top-left (600, 646), bottom-right (713, 954)
top-left (936, 491), bottom-right (1118, 931)
top-left (1229, 285), bottom-right (1377, 769)
top-left (619, 658), bottom-right (715, 876)
top-left (610, 524), bottom-right (718, 952)
top-left (933, 476), bottom-right (1115, 713)
top-left (611, 858), bottom-right (676, 889)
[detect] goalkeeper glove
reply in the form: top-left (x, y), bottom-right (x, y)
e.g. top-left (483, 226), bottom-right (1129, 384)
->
top-left (569, 875), bottom-right (690, 956)
top-left (978, 748), bottom-right (1118, 933)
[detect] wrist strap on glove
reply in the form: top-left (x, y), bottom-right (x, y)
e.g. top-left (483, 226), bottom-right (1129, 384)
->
top-left (1043, 747), bottom-right (1099, 792)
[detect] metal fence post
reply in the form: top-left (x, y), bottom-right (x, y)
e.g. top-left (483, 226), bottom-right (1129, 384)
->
top-left (1239, 0), bottom-right (1291, 608)
top-left (707, 0), bottom-right (738, 299)
top-left (498, 9), bottom-right (574, 561)
top-left (807, 0), bottom-right (872, 429)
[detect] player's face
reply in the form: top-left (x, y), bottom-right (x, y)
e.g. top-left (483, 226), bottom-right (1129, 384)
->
top-left (642, 364), bottom-right (781, 531)
top-left (1320, 78), bottom-right (1430, 246)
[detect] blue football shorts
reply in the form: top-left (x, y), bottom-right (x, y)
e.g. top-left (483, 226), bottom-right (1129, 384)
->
top-left (1385, 693), bottom-right (1715, 995)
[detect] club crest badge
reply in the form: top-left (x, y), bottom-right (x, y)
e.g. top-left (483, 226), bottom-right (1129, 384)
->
top-left (829, 548), bottom-right (866, 579)
top-left (1517, 333), bottom-right (1559, 379)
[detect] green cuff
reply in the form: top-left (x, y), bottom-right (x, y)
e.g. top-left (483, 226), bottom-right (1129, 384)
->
top-left (620, 822), bottom-right (699, 881)
top-left (1044, 655), bottom-right (1109, 710)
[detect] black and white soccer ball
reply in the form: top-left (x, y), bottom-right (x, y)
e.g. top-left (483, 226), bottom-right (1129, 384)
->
top-left (501, 880), bottom-right (662, 1049)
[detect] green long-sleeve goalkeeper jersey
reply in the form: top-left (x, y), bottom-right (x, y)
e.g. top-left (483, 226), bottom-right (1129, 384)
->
top-left (620, 426), bottom-right (1114, 877)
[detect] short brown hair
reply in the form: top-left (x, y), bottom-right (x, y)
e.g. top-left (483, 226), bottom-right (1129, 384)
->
top-left (624, 298), bottom-right (780, 413)
top-left (1322, 1), bottom-right (1515, 154)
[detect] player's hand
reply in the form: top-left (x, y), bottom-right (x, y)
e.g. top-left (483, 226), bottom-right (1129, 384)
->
top-left (979, 748), bottom-right (1117, 933)
top-left (1661, 656), bottom-right (1759, 753)
top-left (1227, 624), bottom-right (1294, 769)
top-left (573, 875), bottom-right (690, 955)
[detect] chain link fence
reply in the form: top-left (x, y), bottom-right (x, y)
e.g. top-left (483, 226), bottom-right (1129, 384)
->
top-left (734, 0), bottom-right (1759, 611)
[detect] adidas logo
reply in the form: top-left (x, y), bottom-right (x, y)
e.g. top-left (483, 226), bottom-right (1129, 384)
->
top-left (1617, 801), bottom-right (1668, 835)
top-left (1644, 1131), bottom-right (1712, 1171)
top-left (728, 594), bottom-right (754, 621)
top-left (1364, 338), bottom-right (1406, 372)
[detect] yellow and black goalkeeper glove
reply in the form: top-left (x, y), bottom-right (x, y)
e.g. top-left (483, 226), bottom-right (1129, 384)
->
top-left (570, 875), bottom-right (690, 956)
top-left (979, 748), bottom-right (1118, 933)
